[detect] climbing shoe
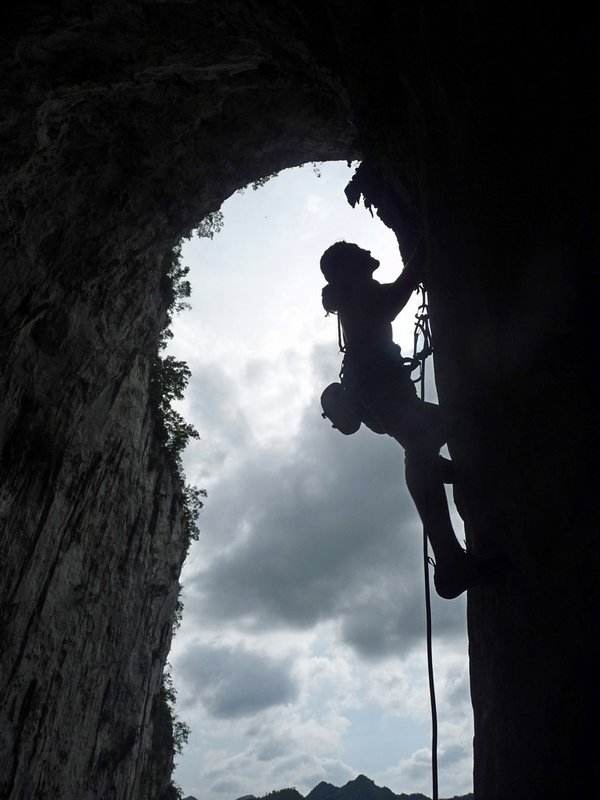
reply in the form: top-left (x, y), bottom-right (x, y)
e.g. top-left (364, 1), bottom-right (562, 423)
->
top-left (434, 551), bottom-right (511, 600)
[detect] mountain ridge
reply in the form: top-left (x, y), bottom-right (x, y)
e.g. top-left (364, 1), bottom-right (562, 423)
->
top-left (184, 772), bottom-right (473, 800)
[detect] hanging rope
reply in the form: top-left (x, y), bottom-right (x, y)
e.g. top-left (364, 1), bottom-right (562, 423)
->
top-left (412, 283), bottom-right (439, 800)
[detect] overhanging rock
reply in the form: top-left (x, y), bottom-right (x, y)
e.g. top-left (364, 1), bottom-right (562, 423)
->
top-left (1, 3), bottom-right (598, 798)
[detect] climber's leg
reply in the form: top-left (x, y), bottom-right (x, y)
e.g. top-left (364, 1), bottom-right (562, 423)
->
top-left (403, 449), bottom-right (464, 565)
top-left (371, 394), bottom-right (464, 567)
top-left (438, 454), bottom-right (454, 484)
top-left (403, 448), bottom-right (510, 599)
top-left (357, 380), bottom-right (509, 596)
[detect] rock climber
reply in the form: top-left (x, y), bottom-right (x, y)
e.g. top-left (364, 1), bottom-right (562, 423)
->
top-left (319, 240), bottom-right (508, 599)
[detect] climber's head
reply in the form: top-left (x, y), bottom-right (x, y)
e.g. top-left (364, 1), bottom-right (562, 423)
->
top-left (320, 242), bottom-right (380, 284)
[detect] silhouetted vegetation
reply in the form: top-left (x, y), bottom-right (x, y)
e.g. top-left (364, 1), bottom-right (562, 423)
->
top-left (162, 668), bottom-right (191, 757)
top-left (153, 244), bottom-right (198, 460)
top-left (195, 209), bottom-right (224, 239)
top-left (236, 161), bottom-right (323, 196)
top-left (140, 667), bottom-right (191, 800)
top-left (255, 777), bottom-right (473, 800)
top-left (263, 789), bottom-right (304, 800)
top-left (149, 222), bottom-right (220, 794)
top-left (152, 208), bottom-right (224, 469)
top-left (151, 230), bottom-right (214, 550)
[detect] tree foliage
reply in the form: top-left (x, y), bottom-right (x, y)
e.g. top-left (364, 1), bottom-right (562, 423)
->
top-left (150, 239), bottom-right (207, 549)
top-left (161, 668), bottom-right (191, 757)
top-left (149, 214), bottom-right (226, 794)
top-left (195, 209), bottom-right (224, 239)
top-left (262, 789), bottom-right (304, 800)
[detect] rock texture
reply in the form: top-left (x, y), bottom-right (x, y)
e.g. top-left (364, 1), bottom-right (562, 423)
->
top-left (0, 2), bottom-right (598, 799)
top-left (0, 3), bottom-right (356, 798)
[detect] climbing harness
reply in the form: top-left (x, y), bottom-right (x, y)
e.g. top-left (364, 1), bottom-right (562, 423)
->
top-left (412, 283), bottom-right (439, 800)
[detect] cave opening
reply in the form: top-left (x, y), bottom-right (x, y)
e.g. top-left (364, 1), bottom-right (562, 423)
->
top-left (165, 161), bottom-right (473, 799)
top-left (4, 6), bottom-right (599, 800)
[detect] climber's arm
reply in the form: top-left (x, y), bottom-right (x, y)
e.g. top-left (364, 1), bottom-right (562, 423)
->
top-left (382, 242), bottom-right (425, 318)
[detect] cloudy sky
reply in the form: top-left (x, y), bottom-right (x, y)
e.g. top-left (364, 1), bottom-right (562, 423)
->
top-left (167, 162), bottom-right (473, 800)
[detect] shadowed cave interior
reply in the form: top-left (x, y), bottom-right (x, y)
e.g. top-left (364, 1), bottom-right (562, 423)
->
top-left (1, 3), bottom-right (599, 799)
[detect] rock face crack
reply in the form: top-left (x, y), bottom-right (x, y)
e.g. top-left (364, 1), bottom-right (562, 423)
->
top-left (6, 679), bottom-right (37, 799)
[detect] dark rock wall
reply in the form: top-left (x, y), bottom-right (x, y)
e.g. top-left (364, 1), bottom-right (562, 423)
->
top-left (0, 3), bottom-right (355, 798)
top-left (327, 5), bottom-right (600, 798)
top-left (1, 2), bottom-right (598, 799)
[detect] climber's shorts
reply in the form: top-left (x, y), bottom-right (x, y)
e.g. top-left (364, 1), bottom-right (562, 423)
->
top-left (344, 351), bottom-right (445, 453)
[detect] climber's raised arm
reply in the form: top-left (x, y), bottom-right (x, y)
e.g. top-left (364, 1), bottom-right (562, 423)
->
top-left (380, 241), bottom-right (425, 319)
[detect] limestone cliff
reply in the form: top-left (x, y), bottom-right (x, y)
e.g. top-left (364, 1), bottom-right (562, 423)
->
top-left (0, 2), bottom-right (598, 799)
top-left (0, 2), bottom-right (355, 797)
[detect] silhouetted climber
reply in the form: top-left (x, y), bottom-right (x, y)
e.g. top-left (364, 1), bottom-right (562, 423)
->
top-left (320, 241), bottom-right (508, 599)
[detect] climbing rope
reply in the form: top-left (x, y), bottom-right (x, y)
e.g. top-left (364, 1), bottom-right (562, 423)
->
top-left (412, 283), bottom-right (439, 800)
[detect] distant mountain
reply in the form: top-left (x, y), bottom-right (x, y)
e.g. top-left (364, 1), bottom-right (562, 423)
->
top-left (305, 781), bottom-right (339, 800)
top-left (262, 790), bottom-right (304, 800)
top-left (252, 774), bottom-right (473, 800)
top-left (307, 775), bottom-right (427, 800)
top-left (306, 775), bottom-right (428, 800)
top-left (181, 774), bottom-right (472, 800)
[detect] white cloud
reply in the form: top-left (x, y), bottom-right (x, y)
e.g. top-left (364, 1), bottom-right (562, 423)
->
top-left (179, 362), bottom-right (466, 655)
top-left (377, 737), bottom-right (473, 798)
top-left (305, 193), bottom-right (329, 218)
top-left (210, 777), bottom-right (249, 795)
top-left (176, 641), bottom-right (298, 717)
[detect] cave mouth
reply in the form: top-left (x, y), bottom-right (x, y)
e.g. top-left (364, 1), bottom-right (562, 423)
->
top-left (169, 159), bottom-right (418, 453)
top-left (165, 161), bottom-right (473, 799)
top-left (5, 5), bottom-right (597, 799)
